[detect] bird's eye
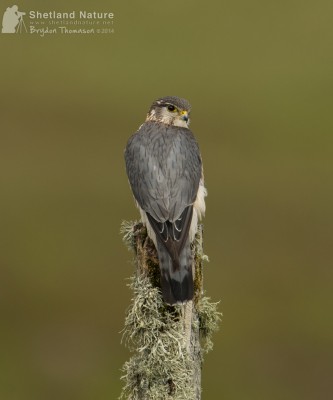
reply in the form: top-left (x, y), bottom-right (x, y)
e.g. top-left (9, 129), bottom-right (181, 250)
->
top-left (167, 105), bottom-right (176, 112)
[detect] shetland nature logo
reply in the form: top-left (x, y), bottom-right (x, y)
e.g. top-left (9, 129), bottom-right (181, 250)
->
top-left (2, 5), bottom-right (27, 33)
top-left (1, 4), bottom-right (115, 36)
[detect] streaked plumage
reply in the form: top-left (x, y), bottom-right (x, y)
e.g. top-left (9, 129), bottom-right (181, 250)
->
top-left (125, 96), bottom-right (206, 304)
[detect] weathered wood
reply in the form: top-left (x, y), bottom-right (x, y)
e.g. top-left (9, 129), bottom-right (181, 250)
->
top-left (120, 221), bottom-right (220, 400)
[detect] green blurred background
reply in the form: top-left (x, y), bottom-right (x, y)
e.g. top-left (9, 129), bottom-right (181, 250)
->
top-left (1, 0), bottom-right (332, 399)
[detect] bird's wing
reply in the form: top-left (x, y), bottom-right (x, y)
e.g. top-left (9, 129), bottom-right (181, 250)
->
top-left (125, 121), bottom-right (202, 257)
top-left (125, 121), bottom-right (202, 223)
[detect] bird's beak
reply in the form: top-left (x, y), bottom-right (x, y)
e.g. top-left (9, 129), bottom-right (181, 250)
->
top-left (180, 110), bottom-right (189, 122)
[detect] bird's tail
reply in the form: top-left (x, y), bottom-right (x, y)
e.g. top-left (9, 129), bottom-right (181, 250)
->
top-left (156, 238), bottom-right (193, 305)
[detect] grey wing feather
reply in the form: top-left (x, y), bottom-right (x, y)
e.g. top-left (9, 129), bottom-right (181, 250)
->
top-left (124, 121), bottom-right (202, 223)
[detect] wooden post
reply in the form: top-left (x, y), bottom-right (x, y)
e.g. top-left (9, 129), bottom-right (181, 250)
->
top-left (120, 221), bottom-right (221, 400)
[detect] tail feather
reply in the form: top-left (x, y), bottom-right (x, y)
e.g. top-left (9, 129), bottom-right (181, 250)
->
top-left (157, 239), bottom-right (193, 305)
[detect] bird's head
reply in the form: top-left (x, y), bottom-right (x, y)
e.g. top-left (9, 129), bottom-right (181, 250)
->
top-left (146, 96), bottom-right (191, 128)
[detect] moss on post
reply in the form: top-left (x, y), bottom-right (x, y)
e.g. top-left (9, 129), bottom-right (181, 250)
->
top-left (120, 221), bottom-right (221, 400)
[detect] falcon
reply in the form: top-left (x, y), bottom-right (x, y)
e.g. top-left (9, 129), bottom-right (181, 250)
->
top-left (124, 96), bottom-right (207, 305)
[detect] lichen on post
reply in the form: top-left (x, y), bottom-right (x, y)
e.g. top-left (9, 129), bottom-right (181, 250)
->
top-left (120, 221), bottom-right (221, 400)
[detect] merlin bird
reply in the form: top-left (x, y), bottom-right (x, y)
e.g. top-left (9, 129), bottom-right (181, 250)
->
top-left (124, 96), bottom-right (207, 305)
